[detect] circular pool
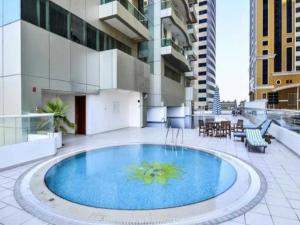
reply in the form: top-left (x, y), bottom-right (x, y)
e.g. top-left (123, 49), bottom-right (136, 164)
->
top-left (15, 143), bottom-right (266, 225)
top-left (45, 144), bottom-right (237, 210)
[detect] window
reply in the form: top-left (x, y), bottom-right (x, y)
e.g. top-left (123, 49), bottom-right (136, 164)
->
top-left (199, 1), bottom-right (207, 6)
top-left (198, 19), bottom-right (207, 24)
top-left (287, 37), bottom-right (292, 43)
top-left (198, 98), bottom-right (207, 102)
top-left (263, 0), bottom-right (268, 36)
top-left (287, 0), bottom-right (293, 33)
top-left (198, 45), bottom-right (206, 50)
top-left (263, 50), bottom-right (268, 55)
top-left (21, 0), bottom-right (47, 29)
top-left (20, 0), bottom-right (131, 55)
top-left (263, 40), bottom-right (268, 46)
top-left (198, 54), bottom-right (206, 58)
top-left (262, 59), bottom-right (268, 85)
top-left (198, 28), bottom-right (207, 32)
top-left (286, 47), bottom-right (293, 71)
top-left (198, 80), bottom-right (206, 84)
top-left (199, 71), bottom-right (206, 76)
top-left (49, 2), bottom-right (69, 39)
top-left (199, 10), bottom-right (207, 15)
top-left (21, 0), bottom-right (38, 26)
top-left (274, 0), bottom-right (282, 72)
top-left (70, 14), bottom-right (85, 44)
top-left (199, 36), bottom-right (207, 41)
top-left (198, 63), bottom-right (206, 67)
top-left (86, 24), bottom-right (98, 51)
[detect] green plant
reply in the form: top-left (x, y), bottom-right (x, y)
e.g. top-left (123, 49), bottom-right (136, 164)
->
top-left (40, 98), bottom-right (75, 133)
top-left (128, 161), bottom-right (182, 185)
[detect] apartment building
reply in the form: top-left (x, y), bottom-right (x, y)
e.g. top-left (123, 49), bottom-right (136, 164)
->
top-left (0, 0), bottom-right (151, 134)
top-left (146, 0), bottom-right (198, 121)
top-left (250, 0), bottom-right (300, 110)
top-left (193, 0), bottom-right (217, 110)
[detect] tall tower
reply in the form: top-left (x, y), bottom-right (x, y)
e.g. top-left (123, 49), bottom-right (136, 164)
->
top-left (250, 0), bottom-right (300, 110)
top-left (194, 0), bottom-right (217, 110)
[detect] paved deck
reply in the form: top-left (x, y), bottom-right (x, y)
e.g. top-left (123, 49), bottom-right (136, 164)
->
top-left (0, 127), bottom-right (300, 225)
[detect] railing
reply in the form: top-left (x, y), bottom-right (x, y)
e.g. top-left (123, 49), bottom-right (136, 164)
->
top-left (100, 0), bottom-right (148, 28)
top-left (241, 107), bottom-right (300, 134)
top-left (161, 38), bottom-right (185, 56)
top-left (161, 0), bottom-right (187, 25)
top-left (0, 114), bottom-right (54, 146)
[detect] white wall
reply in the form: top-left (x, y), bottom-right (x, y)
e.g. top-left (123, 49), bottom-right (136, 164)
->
top-left (147, 107), bottom-right (167, 122)
top-left (269, 124), bottom-right (300, 157)
top-left (86, 90), bottom-right (143, 134)
top-left (0, 137), bottom-right (56, 170)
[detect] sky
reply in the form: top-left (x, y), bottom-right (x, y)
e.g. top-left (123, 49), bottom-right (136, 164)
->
top-left (216, 0), bottom-right (249, 102)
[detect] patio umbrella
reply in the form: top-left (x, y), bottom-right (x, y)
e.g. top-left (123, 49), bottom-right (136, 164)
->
top-left (212, 86), bottom-right (221, 115)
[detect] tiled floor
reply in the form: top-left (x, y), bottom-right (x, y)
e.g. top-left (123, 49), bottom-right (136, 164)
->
top-left (1, 127), bottom-right (300, 225)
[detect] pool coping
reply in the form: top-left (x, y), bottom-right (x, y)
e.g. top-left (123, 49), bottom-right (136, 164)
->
top-left (14, 141), bottom-right (267, 225)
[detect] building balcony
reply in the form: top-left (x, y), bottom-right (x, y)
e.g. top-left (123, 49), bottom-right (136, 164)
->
top-left (184, 46), bottom-right (197, 61)
top-left (161, 1), bottom-right (192, 47)
top-left (185, 87), bottom-right (197, 101)
top-left (189, 5), bottom-right (197, 23)
top-left (99, 49), bottom-right (150, 93)
top-left (99, 0), bottom-right (150, 41)
top-left (187, 24), bottom-right (197, 42)
top-left (161, 39), bottom-right (191, 72)
top-left (185, 68), bottom-right (197, 80)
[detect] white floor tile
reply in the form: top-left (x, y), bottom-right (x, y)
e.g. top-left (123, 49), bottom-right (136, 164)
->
top-left (245, 212), bottom-right (274, 225)
top-left (272, 217), bottom-right (300, 225)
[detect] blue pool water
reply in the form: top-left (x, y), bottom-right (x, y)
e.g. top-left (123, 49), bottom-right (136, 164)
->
top-left (45, 144), bottom-right (237, 210)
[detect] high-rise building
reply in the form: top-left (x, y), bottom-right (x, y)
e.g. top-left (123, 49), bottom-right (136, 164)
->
top-left (193, 0), bottom-right (217, 110)
top-left (146, 0), bottom-right (198, 120)
top-left (250, 0), bottom-right (300, 110)
top-left (0, 0), bottom-right (151, 134)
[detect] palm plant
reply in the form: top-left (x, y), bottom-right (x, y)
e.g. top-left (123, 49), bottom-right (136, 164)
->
top-left (40, 98), bottom-right (75, 134)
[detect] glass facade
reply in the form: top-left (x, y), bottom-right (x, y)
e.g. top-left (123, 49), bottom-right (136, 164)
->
top-left (263, 0), bottom-right (268, 36)
top-left (19, 0), bottom-right (131, 55)
top-left (262, 59), bottom-right (268, 85)
top-left (286, 47), bottom-right (293, 71)
top-left (274, 0), bottom-right (282, 72)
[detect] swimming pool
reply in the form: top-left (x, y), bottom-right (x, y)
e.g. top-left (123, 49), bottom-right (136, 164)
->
top-left (16, 143), bottom-right (266, 225)
top-left (45, 144), bottom-right (237, 210)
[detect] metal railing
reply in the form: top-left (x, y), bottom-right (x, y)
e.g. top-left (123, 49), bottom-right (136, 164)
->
top-left (161, 0), bottom-right (186, 24)
top-left (0, 114), bottom-right (54, 147)
top-left (100, 0), bottom-right (148, 28)
top-left (241, 107), bottom-right (300, 134)
top-left (161, 38), bottom-right (185, 56)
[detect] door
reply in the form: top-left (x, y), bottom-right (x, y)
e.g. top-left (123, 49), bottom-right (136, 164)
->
top-left (75, 96), bottom-right (86, 135)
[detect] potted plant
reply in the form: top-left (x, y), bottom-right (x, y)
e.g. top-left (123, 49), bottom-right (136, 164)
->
top-left (40, 98), bottom-right (75, 148)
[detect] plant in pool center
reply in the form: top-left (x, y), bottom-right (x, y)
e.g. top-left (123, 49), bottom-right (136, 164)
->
top-left (128, 162), bottom-right (183, 185)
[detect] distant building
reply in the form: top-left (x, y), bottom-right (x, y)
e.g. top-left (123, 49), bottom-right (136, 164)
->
top-left (194, 0), bottom-right (217, 110)
top-left (250, 0), bottom-right (300, 110)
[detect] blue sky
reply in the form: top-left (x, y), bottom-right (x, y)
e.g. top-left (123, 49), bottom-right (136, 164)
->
top-left (216, 0), bottom-right (249, 102)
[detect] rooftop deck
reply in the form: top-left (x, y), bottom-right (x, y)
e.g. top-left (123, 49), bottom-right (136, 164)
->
top-left (0, 126), bottom-right (300, 225)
